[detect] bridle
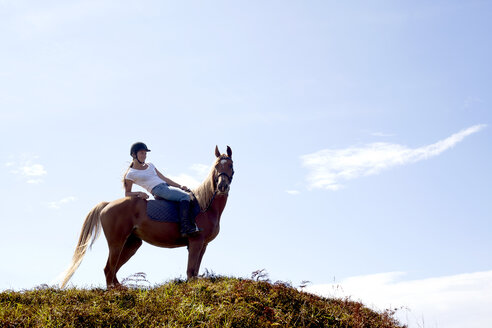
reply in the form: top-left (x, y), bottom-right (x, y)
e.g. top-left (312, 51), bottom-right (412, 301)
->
top-left (215, 170), bottom-right (234, 185)
top-left (214, 157), bottom-right (234, 185)
top-left (201, 157), bottom-right (234, 212)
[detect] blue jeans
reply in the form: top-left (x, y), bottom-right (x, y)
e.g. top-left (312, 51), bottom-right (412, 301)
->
top-left (151, 183), bottom-right (190, 202)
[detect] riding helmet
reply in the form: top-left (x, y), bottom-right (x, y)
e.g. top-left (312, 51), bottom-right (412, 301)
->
top-left (130, 142), bottom-right (151, 157)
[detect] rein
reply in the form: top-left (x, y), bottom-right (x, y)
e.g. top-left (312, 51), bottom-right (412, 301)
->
top-left (203, 191), bottom-right (218, 213)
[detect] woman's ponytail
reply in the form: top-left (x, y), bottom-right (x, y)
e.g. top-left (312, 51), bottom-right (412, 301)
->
top-left (122, 162), bottom-right (134, 189)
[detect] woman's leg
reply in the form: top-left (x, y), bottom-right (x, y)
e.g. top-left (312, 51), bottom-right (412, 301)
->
top-left (151, 184), bottom-right (200, 237)
top-left (151, 183), bottom-right (190, 202)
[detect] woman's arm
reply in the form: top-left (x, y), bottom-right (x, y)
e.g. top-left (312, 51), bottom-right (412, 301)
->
top-left (155, 168), bottom-right (190, 191)
top-left (124, 179), bottom-right (149, 199)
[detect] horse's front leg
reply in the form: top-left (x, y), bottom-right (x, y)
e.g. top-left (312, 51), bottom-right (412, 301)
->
top-left (187, 237), bottom-right (205, 279)
top-left (196, 244), bottom-right (208, 276)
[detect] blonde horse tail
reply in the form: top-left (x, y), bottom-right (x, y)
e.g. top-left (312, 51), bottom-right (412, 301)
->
top-left (60, 202), bottom-right (109, 288)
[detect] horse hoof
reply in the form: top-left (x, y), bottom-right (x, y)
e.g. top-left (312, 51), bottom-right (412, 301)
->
top-left (107, 284), bottom-right (128, 291)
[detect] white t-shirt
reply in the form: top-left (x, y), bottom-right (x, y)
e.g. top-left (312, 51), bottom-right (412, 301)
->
top-left (125, 163), bottom-right (165, 193)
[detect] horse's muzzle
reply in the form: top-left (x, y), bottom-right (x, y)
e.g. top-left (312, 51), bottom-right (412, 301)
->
top-left (218, 183), bottom-right (230, 194)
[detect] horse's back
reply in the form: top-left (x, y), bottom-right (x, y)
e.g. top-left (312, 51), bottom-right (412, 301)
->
top-left (100, 197), bottom-right (145, 225)
top-left (99, 197), bottom-right (184, 247)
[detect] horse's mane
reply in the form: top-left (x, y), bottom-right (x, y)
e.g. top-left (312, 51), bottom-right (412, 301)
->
top-left (192, 158), bottom-right (219, 211)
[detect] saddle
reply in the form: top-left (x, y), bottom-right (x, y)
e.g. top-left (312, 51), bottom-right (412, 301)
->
top-left (146, 193), bottom-right (201, 223)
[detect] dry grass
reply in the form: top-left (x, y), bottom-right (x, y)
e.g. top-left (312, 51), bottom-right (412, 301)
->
top-left (0, 274), bottom-right (406, 328)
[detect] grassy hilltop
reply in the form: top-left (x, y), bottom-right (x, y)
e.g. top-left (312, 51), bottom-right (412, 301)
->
top-left (0, 275), bottom-right (405, 327)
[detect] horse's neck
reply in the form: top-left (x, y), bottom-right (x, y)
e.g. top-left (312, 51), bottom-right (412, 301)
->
top-left (208, 194), bottom-right (228, 219)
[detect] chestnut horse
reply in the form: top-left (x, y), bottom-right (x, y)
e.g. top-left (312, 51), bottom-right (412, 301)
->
top-left (61, 146), bottom-right (234, 289)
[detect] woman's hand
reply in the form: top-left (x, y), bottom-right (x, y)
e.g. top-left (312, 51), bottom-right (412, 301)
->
top-left (137, 192), bottom-right (149, 199)
top-left (181, 186), bottom-right (191, 192)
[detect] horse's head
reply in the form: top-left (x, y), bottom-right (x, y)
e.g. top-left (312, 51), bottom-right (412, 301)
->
top-left (214, 145), bottom-right (234, 194)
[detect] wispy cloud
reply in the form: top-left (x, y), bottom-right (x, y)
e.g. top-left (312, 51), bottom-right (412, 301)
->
top-left (301, 124), bottom-right (486, 190)
top-left (20, 163), bottom-right (47, 177)
top-left (46, 196), bottom-right (76, 210)
top-left (7, 156), bottom-right (48, 184)
top-left (286, 190), bottom-right (300, 195)
top-left (305, 270), bottom-right (492, 328)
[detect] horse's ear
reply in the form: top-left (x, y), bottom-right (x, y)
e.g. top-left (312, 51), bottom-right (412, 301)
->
top-left (226, 146), bottom-right (232, 159)
top-left (215, 145), bottom-right (221, 158)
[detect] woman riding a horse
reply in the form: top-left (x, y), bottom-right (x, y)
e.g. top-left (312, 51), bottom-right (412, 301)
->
top-left (61, 145), bottom-right (234, 289)
top-left (124, 142), bottom-right (201, 237)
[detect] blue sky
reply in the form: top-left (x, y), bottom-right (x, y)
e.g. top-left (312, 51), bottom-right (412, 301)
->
top-left (1, 1), bottom-right (491, 327)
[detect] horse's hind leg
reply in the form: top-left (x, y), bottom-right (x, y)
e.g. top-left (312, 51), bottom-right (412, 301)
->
top-left (114, 234), bottom-right (142, 278)
top-left (104, 233), bottom-right (142, 288)
top-left (104, 244), bottom-right (125, 289)
top-left (102, 225), bottom-right (135, 289)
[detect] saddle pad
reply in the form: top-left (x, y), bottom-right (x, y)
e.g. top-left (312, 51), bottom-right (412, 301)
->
top-left (146, 199), bottom-right (180, 223)
top-left (146, 198), bottom-right (201, 223)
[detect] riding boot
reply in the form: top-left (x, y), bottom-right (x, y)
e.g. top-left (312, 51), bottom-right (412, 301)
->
top-left (179, 200), bottom-right (202, 237)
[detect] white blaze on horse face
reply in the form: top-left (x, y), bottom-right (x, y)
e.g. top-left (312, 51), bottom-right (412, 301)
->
top-left (220, 159), bottom-right (227, 165)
